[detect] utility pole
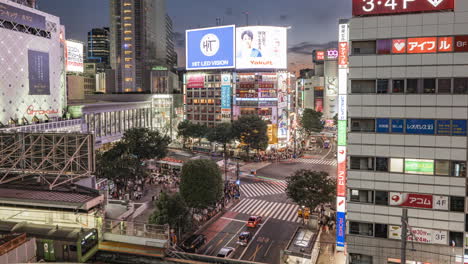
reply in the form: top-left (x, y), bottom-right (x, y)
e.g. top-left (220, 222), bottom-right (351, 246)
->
top-left (401, 208), bottom-right (408, 264)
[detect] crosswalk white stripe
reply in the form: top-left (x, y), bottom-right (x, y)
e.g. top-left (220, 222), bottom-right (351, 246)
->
top-left (256, 201), bottom-right (272, 216)
top-left (269, 203), bottom-right (287, 220)
top-left (233, 198), bottom-right (256, 212)
top-left (269, 183), bottom-right (286, 193)
top-left (267, 202), bottom-right (283, 218)
top-left (277, 203), bottom-right (293, 221)
top-left (245, 184), bottom-right (264, 197)
top-left (255, 183), bottom-right (271, 196)
top-left (286, 205), bottom-right (299, 222)
top-left (258, 183), bottom-right (280, 195)
top-left (245, 200), bottom-right (267, 215)
top-left (230, 199), bottom-right (248, 211)
top-left (280, 204), bottom-right (296, 221)
top-left (241, 185), bottom-right (257, 197)
top-left (262, 202), bottom-right (278, 217)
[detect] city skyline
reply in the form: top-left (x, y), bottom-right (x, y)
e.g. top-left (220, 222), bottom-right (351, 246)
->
top-left (39, 0), bottom-right (351, 72)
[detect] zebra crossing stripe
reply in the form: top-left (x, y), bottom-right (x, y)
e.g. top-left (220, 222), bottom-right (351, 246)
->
top-left (246, 200), bottom-right (267, 215)
top-left (241, 185), bottom-right (258, 197)
top-left (275, 203), bottom-right (291, 221)
top-left (234, 199), bottom-right (256, 212)
top-left (269, 183), bottom-right (286, 193)
top-left (286, 205), bottom-right (299, 222)
top-left (256, 201), bottom-right (271, 217)
top-left (280, 204), bottom-right (296, 221)
top-left (255, 184), bottom-right (271, 196)
top-left (265, 202), bottom-right (282, 217)
top-left (258, 183), bottom-right (280, 194)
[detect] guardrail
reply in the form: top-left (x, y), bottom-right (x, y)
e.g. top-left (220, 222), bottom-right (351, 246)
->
top-left (103, 219), bottom-right (169, 241)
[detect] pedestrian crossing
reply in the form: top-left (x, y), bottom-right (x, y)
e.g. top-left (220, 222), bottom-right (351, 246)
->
top-left (229, 198), bottom-right (303, 223)
top-left (295, 159), bottom-right (337, 166)
top-left (240, 181), bottom-right (287, 198)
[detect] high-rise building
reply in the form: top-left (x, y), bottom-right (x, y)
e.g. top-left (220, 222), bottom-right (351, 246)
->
top-left (9, 0), bottom-right (37, 8)
top-left (344, 0), bottom-right (468, 263)
top-left (87, 27), bottom-right (110, 68)
top-left (109, 0), bottom-right (175, 93)
top-left (166, 14), bottom-right (177, 69)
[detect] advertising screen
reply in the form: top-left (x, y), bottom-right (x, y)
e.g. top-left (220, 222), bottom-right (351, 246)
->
top-left (353, 0), bottom-right (454, 16)
top-left (186, 25), bottom-right (235, 70)
top-left (336, 212), bottom-right (346, 248)
top-left (66, 40), bottom-right (84, 73)
top-left (28, 50), bottom-right (50, 95)
top-left (405, 159), bottom-right (434, 175)
top-left (388, 225), bottom-right (448, 245)
top-left (236, 26), bottom-right (287, 69)
top-left (337, 120), bottom-right (347, 146)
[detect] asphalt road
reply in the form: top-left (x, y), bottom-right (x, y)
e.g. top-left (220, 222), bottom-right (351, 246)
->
top-left (196, 143), bottom-right (337, 263)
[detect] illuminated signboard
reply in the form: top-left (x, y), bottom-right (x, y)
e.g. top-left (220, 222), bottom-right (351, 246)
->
top-left (221, 73), bottom-right (232, 109)
top-left (337, 146), bottom-right (347, 197)
top-left (407, 37), bottom-right (437, 54)
top-left (436, 119), bottom-right (451, 135)
top-left (353, 0), bottom-right (454, 16)
top-left (376, 118), bottom-right (390, 133)
top-left (186, 25), bottom-right (235, 70)
top-left (438, 37), bottom-right (453, 52)
top-left (236, 26), bottom-right (287, 69)
top-left (392, 39), bottom-right (406, 53)
top-left (452, 120), bottom-right (467, 136)
top-left (66, 40), bottom-right (84, 73)
top-left (455, 36), bottom-right (468, 52)
top-left (388, 225), bottom-right (448, 245)
top-left (28, 50), bottom-right (50, 95)
top-left (336, 212), bottom-right (346, 247)
top-left (315, 50), bottom-right (325, 61)
top-left (405, 159), bottom-right (434, 175)
top-left (337, 120), bottom-right (347, 146)
top-left (406, 119), bottom-right (435, 134)
top-left (326, 48), bottom-right (338, 60)
top-left (0, 2), bottom-right (46, 30)
top-left (338, 42), bottom-right (349, 68)
top-left (389, 192), bottom-right (448, 210)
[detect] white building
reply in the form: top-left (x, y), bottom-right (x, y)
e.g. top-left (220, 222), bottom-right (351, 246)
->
top-left (0, 0), bottom-right (66, 125)
top-left (346, 1), bottom-right (468, 263)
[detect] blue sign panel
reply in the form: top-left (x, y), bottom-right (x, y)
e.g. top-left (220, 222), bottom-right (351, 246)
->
top-left (391, 119), bottom-right (404, 133)
top-left (376, 118), bottom-right (390, 133)
top-left (452, 120), bottom-right (467, 136)
top-left (436, 120), bottom-right (451, 135)
top-left (406, 119), bottom-right (435, 134)
top-left (221, 85), bottom-right (231, 109)
top-left (0, 2), bottom-right (46, 30)
top-left (186, 25), bottom-right (235, 70)
top-left (28, 50), bottom-right (50, 95)
top-left (336, 212), bottom-right (346, 248)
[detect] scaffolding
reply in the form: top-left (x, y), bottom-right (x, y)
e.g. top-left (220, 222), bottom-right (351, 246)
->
top-left (0, 132), bottom-right (95, 190)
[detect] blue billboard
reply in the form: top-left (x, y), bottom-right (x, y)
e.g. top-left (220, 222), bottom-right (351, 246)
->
top-left (452, 120), bottom-right (467, 136)
top-left (186, 25), bottom-right (235, 70)
top-left (391, 119), bottom-right (404, 133)
top-left (436, 120), bottom-right (451, 135)
top-left (336, 212), bottom-right (346, 248)
top-left (221, 85), bottom-right (231, 109)
top-left (376, 118), bottom-right (390, 133)
top-left (406, 119), bottom-right (435, 135)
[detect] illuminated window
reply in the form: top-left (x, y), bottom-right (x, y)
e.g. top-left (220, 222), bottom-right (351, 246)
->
top-left (124, 23), bottom-right (132, 27)
top-left (124, 30), bottom-right (132, 35)
top-left (124, 10), bottom-right (132, 13)
top-left (124, 88), bottom-right (132, 92)
top-left (124, 57), bottom-right (132, 62)
top-left (124, 17), bottom-right (132, 20)
top-left (125, 64), bottom-right (133, 68)
top-left (137, 88), bottom-right (143, 92)
top-left (124, 51), bottom-right (132, 55)
top-left (123, 3), bottom-right (131, 6)
top-left (124, 37), bottom-right (132, 41)
top-left (125, 78), bottom-right (133, 82)
top-left (193, 99), bottom-right (199, 104)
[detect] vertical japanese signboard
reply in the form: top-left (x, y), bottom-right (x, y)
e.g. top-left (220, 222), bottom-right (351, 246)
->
top-left (221, 73), bottom-right (232, 122)
top-left (336, 20), bottom-right (348, 252)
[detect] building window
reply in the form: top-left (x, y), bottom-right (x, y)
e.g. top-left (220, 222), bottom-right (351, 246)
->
top-left (350, 189), bottom-right (374, 203)
top-left (123, 2), bottom-right (131, 6)
top-left (124, 51), bottom-right (132, 55)
top-left (124, 78), bottom-right (133, 82)
top-left (123, 16), bottom-right (132, 20)
top-left (124, 30), bottom-right (132, 35)
top-left (435, 160), bottom-right (450, 176)
top-left (350, 157), bottom-right (374, 170)
top-left (377, 79), bottom-right (389, 94)
top-left (123, 9), bottom-right (132, 13)
top-left (349, 222), bottom-right (373, 236)
top-left (450, 196), bottom-right (464, 212)
top-left (351, 80), bottom-right (375, 93)
top-left (423, 79), bottom-right (436, 93)
top-left (389, 158), bottom-right (403, 173)
top-left (450, 232), bottom-right (464, 247)
top-left (375, 191), bottom-right (388, 205)
top-left (124, 57), bottom-right (132, 62)
top-left (124, 64), bottom-right (132, 68)
top-left (406, 79), bottom-right (420, 93)
top-left (351, 119), bottom-right (375, 132)
top-left (352, 41), bottom-right (376, 55)
top-left (124, 37), bottom-right (132, 41)
top-left (392, 80), bottom-right (404, 93)
top-left (454, 78), bottom-right (468, 94)
top-left (377, 39), bottom-right (392, 54)
top-left (452, 161), bottom-right (466, 177)
top-left (374, 224), bottom-right (388, 238)
top-left (376, 157), bottom-right (388, 172)
top-left (438, 78), bottom-right (452, 93)
top-left (349, 253), bottom-right (373, 264)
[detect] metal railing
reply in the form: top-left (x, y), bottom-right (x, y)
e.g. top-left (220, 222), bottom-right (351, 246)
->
top-left (103, 219), bottom-right (169, 241)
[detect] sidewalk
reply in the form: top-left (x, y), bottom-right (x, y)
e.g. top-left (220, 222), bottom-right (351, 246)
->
top-left (316, 229), bottom-right (346, 264)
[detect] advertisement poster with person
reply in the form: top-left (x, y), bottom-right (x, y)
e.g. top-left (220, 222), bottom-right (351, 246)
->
top-left (236, 26), bottom-right (287, 69)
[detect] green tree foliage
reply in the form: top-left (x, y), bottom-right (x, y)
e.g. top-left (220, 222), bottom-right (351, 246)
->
top-left (177, 120), bottom-right (192, 148)
top-left (149, 192), bottom-right (189, 230)
top-left (333, 113), bottom-right (338, 126)
top-left (232, 115), bottom-right (269, 156)
top-left (206, 123), bottom-right (235, 155)
top-left (192, 123), bottom-right (208, 145)
top-left (120, 128), bottom-right (171, 160)
top-left (286, 170), bottom-right (336, 210)
top-left (180, 159), bottom-right (223, 209)
top-left (301, 108), bottom-right (324, 135)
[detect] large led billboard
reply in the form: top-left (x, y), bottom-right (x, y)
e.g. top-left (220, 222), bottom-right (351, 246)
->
top-left (66, 40), bottom-right (84, 73)
top-left (236, 26), bottom-right (287, 70)
top-left (353, 0), bottom-right (454, 16)
top-left (186, 25), bottom-right (235, 70)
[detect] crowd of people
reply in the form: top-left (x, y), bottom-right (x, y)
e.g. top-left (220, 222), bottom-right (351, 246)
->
top-left (252, 147), bottom-right (304, 162)
top-left (109, 177), bottom-right (147, 201)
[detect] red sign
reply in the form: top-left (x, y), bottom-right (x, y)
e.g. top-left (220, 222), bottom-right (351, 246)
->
top-left (437, 37), bottom-right (453, 52)
top-left (315, 98), bottom-right (323, 112)
top-left (353, 0), bottom-right (454, 16)
top-left (407, 37), bottom-right (437, 53)
top-left (337, 160), bottom-right (346, 197)
top-left (454, 36), bottom-right (468, 52)
top-left (186, 74), bottom-right (204, 88)
top-left (392, 39), bottom-right (406, 53)
top-left (390, 193), bottom-right (432, 209)
top-left (338, 42), bottom-right (348, 67)
top-left (26, 105), bottom-right (59, 116)
top-left (316, 51), bottom-right (325, 61)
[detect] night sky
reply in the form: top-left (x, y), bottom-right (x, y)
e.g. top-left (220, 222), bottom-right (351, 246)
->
top-left (38, 0), bottom-right (351, 73)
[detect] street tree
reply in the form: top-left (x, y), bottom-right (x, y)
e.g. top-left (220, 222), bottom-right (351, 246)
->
top-left (177, 120), bottom-right (193, 148)
top-left (301, 108), bottom-right (324, 135)
top-left (207, 122), bottom-right (235, 156)
top-left (180, 159), bottom-right (223, 209)
top-left (192, 123), bottom-right (208, 145)
top-left (286, 169), bottom-right (336, 210)
top-left (232, 115), bottom-right (269, 157)
top-left (333, 113), bottom-right (338, 126)
top-left (149, 192), bottom-right (190, 231)
top-left (120, 127), bottom-right (171, 160)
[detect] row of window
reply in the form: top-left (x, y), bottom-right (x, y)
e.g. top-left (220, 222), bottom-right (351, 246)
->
top-left (351, 78), bottom-right (468, 94)
top-left (349, 222), bottom-right (464, 247)
top-left (351, 118), bottom-right (467, 136)
top-left (186, 114), bottom-right (221, 122)
top-left (186, 91), bottom-right (222, 97)
top-left (349, 189), bottom-right (465, 212)
top-left (350, 156), bottom-right (467, 177)
top-left (186, 99), bottom-right (220, 105)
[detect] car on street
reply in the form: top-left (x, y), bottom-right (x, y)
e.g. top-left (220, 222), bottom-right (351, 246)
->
top-left (217, 247), bottom-right (235, 258)
top-left (247, 216), bottom-right (262, 228)
top-left (236, 231), bottom-right (251, 246)
top-left (180, 234), bottom-right (206, 253)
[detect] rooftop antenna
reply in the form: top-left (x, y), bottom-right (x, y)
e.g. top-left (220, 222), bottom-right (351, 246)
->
top-left (216, 18), bottom-right (221, 26)
top-left (243, 11), bottom-right (249, 26)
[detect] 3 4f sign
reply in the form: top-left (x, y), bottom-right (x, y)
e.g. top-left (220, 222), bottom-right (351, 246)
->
top-left (353, 0), bottom-right (454, 16)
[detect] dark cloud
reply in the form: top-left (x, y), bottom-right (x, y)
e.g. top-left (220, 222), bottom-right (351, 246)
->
top-left (279, 15), bottom-right (288, 21)
top-left (225, 7), bottom-right (233, 16)
top-left (174, 31), bottom-right (185, 47)
top-left (288, 41), bottom-right (338, 55)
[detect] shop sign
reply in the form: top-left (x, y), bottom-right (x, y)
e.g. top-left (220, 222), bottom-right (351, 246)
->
top-left (454, 36), bottom-right (468, 52)
top-left (406, 119), bottom-right (435, 134)
top-left (337, 120), bottom-right (347, 146)
top-left (404, 159), bottom-right (434, 174)
top-left (392, 39), bottom-right (406, 53)
top-left (337, 196), bottom-right (346, 213)
top-left (407, 37), bottom-right (437, 53)
top-left (436, 119), bottom-right (451, 135)
top-left (376, 118), bottom-right (390, 133)
top-left (391, 119), bottom-right (404, 133)
top-left (389, 192), bottom-right (433, 208)
top-left (388, 225), bottom-right (448, 245)
top-left (338, 42), bottom-right (349, 68)
top-left (438, 37), bottom-right (453, 52)
top-left (336, 212), bottom-right (345, 249)
top-left (338, 95), bottom-right (347, 121)
top-left (452, 120), bottom-right (467, 136)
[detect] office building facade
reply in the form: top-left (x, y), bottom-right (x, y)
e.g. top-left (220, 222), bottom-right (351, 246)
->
top-left (87, 27), bottom-right (110, 68)
top-left (346, 0), bottom-right (468, 263)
